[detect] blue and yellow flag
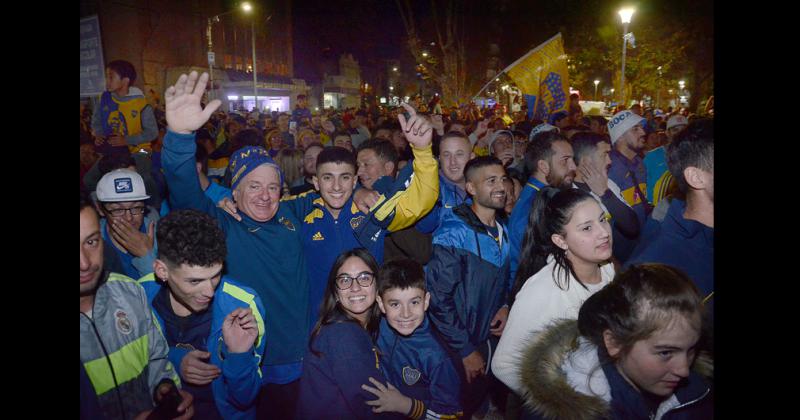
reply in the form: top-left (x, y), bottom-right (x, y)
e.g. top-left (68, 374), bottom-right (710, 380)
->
top-left (505, 33), bottom-right (571, 121)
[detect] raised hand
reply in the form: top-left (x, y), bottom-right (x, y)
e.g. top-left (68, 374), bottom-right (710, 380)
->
top-left (165, 71), bottom-right (221, 134)
top-left (222, 308), bottom-right (258, 354)
top-left (397, 102), bottom-right (432, 149)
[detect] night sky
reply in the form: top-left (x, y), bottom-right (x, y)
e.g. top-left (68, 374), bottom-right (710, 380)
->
top-left (291, 0), bottom-right (712, 86)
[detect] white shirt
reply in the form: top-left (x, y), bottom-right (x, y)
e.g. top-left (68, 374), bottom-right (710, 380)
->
top-left (491, 257), bottom-right (615, 395)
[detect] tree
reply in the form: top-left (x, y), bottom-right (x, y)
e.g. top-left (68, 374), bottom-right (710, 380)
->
top-left (395, 0), bottom-right (470, 106)
top-left (564, 1), bottom-right (712, 112)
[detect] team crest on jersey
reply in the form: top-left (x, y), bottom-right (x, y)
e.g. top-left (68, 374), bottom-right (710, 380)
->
top-left (402, 366), bottom-right (421, 386)
top-left (114, 309), bottom-right (132, 335)
top-left (350, 215), bottom-right (365, 230)
top-left (279, 217), bottom-right (296, 231)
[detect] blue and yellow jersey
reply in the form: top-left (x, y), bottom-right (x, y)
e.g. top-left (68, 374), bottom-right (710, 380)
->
top-left (280, 143), bottom-right (439, 326)
top-left (99, 90), bottom-right (151, 153)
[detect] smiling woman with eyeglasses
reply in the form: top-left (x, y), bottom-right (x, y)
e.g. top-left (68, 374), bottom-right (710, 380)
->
top-left (297, 248), bottom-right (419, 419)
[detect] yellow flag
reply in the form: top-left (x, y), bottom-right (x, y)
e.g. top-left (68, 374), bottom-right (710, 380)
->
top-left (505, 33), bottom-right (571, 121)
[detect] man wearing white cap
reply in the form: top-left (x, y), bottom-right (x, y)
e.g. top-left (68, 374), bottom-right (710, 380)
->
top-left (94, 168), bottom-right (159, 280)
top-left (607, 110), bottom-right (650, 262)
top-left (644, 114), bottom-right (689, 207)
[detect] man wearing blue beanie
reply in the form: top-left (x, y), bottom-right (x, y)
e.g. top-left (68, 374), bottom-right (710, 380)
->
top-left (161, 71), bottom-right (308, 419)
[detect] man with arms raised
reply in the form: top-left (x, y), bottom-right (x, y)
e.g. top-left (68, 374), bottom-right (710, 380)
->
top-left (161, 71), bottom-right (307, 418)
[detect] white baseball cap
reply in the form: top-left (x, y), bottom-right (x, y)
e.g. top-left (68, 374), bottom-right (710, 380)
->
top-left (666, 114), bottom-right (689, 131)
top-left (95, 168), bottom-right (150, 202)
top-left (607, 110), bottom-right (646, 144)
top-left (528, 123), bottom-right (559, 141)
top-left (488, 130), bottom-right (514, 151)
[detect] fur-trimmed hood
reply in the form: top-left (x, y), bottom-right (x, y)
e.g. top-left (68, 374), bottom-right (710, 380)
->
top-left (519, 319), bottom-right (713, 420)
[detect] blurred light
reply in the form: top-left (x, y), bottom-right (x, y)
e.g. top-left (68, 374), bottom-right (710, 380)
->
top-left (227, 95), bottom-right (239, 100)
top-left (618, 8), bottom-right (635, 24)
top-left (594, 80), bottom-right (600, 86)
top-left (422, 51), bottom-right (428, 57)
top-left (389, 86), bottom-right (394, 91)
top-left (380, 97), bottom-right (387, 104)
top-left (314, 107), bottom-right (319, 111)
top-left (241, 2), bottom-right (252, 12)
top-left (393, 67), bottom-right (398, 72)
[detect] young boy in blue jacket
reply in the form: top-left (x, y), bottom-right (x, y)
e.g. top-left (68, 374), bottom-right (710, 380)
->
top-left (364, 258), bottom-right (462, 419)
top-left (139, 209), bottom-right (266, 419)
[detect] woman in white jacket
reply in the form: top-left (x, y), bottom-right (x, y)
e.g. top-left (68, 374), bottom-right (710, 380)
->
top-left (492, 187), bottom-right (615, 396)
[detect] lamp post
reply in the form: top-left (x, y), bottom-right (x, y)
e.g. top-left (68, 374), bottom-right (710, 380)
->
top-left (241, 2), bottom-right (258, 111)
top-left (594, 79), bottom-right (600, 100)
top-left (618, 7), bottom-right (635, 106)
top-left (656, 66), bottom-right (663, 109)
top-left (206, 2), bottom-right (253, 102)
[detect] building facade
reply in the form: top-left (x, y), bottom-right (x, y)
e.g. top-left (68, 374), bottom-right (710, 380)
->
top-left (80, 0), bottom-right (308, 112)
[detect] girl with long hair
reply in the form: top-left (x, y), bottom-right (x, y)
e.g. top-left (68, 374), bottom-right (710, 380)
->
top-left (492, 187), bottom-right (615, 396)
top-left (296, 249), bottom-right (414, 419)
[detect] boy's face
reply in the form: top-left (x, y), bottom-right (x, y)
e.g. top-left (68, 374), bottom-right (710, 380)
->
top-left (377, 287), bottom-right (430, 336)
top-left (105, 69), bottom-right (127, 93)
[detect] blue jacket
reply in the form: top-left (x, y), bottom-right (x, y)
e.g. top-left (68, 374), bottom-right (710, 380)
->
top-left (508, 177), bottom-right (546, 282)
top-left (625, 199), bottom-right (714, 301)
top-left (416, 172), bottom-right (470, 234)
top-left (425, 204), bottom-right (510, 358)
top-left (162, 130), bottom-right (309, 384)
top-left (644, 146), bottom-right (671, 206)
top-left (601, 359), bottom-right (713, 420)
top-left (140, 274), bottom-right (267, 420)
top-left (281, 144), bottom-right (439, 327)
top-left (377, 317), bottom-right (462, 419)
top-left (296, 314), bottom-right (392, 420)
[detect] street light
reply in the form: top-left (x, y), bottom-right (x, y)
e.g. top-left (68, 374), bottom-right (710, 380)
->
top-left (392, 67), bottom-right (398, 72)
top-left (618, 7), bottom-right (635, 106)
top-left (594, 79), bottom-right (600, 100)
top-left (422, 51), bottom-right (429, 57)
top-left (679, 80), bottom-right (685, 90)
top-left (206, 2), bottom-right (253, 101)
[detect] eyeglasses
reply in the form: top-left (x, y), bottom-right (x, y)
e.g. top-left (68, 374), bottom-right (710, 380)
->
top-left (335, 272), bottom-right (375, 290)
top-left (104, 205), bottom-right (146, 217)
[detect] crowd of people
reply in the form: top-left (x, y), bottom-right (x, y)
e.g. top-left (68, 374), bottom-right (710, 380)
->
top-left (80, 60), bottom-right (714, 420)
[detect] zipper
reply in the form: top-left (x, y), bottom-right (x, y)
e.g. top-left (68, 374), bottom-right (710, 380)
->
top-left (81, 308), bottom-right (127, 420)
top-left (656, 388), bottom-right (710, 420)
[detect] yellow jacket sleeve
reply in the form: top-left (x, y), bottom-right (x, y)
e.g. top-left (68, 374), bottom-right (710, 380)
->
top-left (371, 144), bottom-right (440, 232)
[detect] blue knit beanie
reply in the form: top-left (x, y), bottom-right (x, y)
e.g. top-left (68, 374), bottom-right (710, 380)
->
top-left (228, 146), bottom-right (284, 190)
